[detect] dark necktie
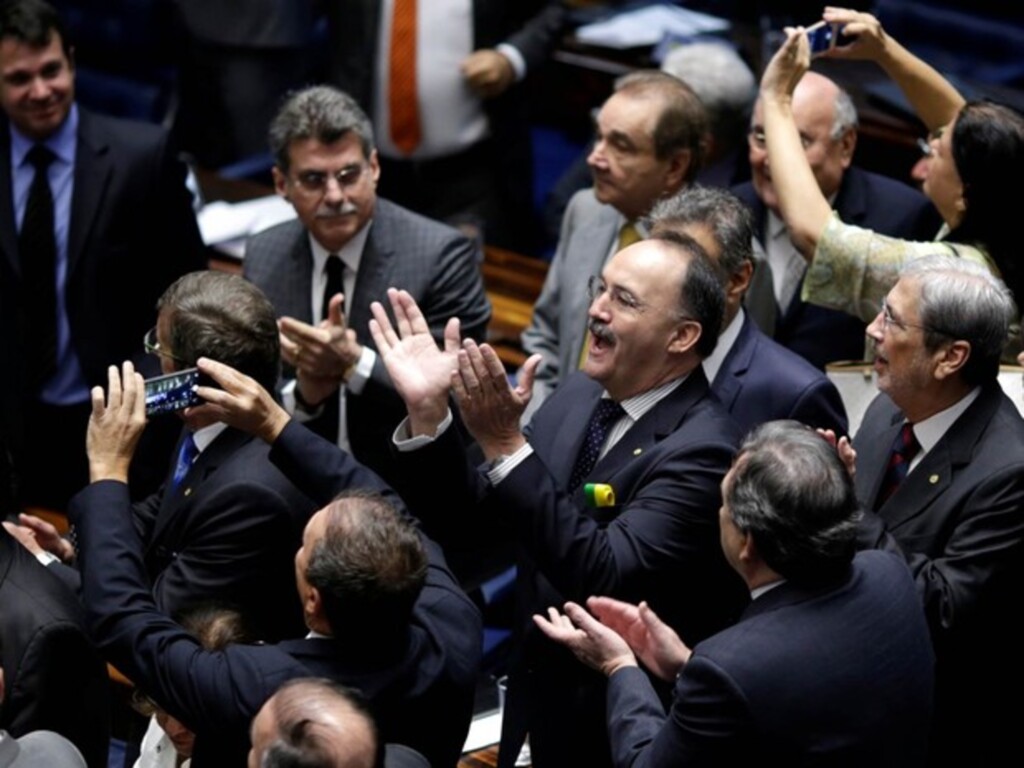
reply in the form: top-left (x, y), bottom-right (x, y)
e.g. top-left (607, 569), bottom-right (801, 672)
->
top-left (322, 253), bottom-right (345, 321)
top-left (569, 399), bottom-right (626, 491)
top-left (170, 433), bottom-right (199, 492)
top-left (877, 422), bottom-right (919, 507)
top-left (19, 145), bottom-right (58, 390)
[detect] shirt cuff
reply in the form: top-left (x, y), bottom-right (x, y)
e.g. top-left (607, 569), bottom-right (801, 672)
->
top-left (282, 378), bottom-right (325, 423)
top-left (496, 43), bottom-right (526, 81)
top-left (486, 442), bottom-right (534, 485)
top-left (344, 346), bottom-right (376, 395)
top-left (393, 410), bottom-right (454, 452)
top-left (35, 550), bottom-right (61, 567)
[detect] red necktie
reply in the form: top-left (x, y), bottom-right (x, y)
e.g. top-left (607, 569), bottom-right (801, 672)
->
top-left (389, 0), bottom-right (422, 154)
top-left (877, 422), bottom-right (919, 507)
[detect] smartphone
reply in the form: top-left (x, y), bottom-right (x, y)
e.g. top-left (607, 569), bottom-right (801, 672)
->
top-left (806, 21), bottom-right (840, 57)
top-left (144, 368), bottom-right (204, 417)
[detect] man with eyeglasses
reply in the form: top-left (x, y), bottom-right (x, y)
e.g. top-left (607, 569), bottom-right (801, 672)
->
top-left (852, 255), bottom-right (1024, 765)
top-left (733, 71), bottom-right (941, 369)
top-left (365, 234), bottom-right (748, 767)
top-left (0, 0), bottom-right (205, 511)
top-left (243, 85), bottom-right (490, 489)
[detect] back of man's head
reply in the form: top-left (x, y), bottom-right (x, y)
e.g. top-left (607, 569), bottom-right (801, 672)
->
top-left (304, 492), bottom-right (427, 647)
top-left (257, 678), bottom-right (377, 768)
top-left (0, 0), bottom-right (69, 55)
top-left (156, 271), bottom-right (280, 391)
top-left (726, 421), bottom-right (860, 584)
top-left (647, 185), bottom-right (754, 281)
top-left (613, 70), bottom-right (708, 181)
top-left (900, 255), bottom-right (1015, 386)
top-left (269, 85), bottom-right (375, 173)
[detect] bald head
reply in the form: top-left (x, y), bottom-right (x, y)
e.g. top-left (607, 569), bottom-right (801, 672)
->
top-left (749, 71), bottom-right (858, 212)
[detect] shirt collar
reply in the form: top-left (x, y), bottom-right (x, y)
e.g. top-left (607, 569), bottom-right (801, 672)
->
top-left (191, 421), bottom-right (229, 453)
top-left (911, 386), bottom-right (981, 455)
top-left (609, 374), bottom-right (687, 422)
top-left (702, 308), bottom-right (745, 384)
top-left (10, 102), bottom-right (78, 167)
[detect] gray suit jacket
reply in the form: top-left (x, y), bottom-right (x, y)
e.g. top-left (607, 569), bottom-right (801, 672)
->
top-left (521, 188), bottom-right (620, 418)
top-left (244, 197), bottom-right (491, 479)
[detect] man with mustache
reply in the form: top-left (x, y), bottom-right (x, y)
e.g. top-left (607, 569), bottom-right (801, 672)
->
top-left (368, 233), bottom-right (748, 767)
top-left (244, 85), bottom-right (490, 486)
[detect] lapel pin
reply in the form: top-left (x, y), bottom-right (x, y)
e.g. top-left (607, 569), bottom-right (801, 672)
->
top-left (633, 447), bottom-right (642, 456)
top-left (184, 487), bottom-right (193, 497)
top-left (584, 483), bottom-right (616, 508)
top-left (929, 474), bottom-right (939, 484)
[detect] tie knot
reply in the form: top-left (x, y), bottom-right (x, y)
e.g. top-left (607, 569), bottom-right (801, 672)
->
top-left (896, 422), bottom-right (919, 458)
top-left (617, 221), bottom-right (642, 252)
top-left (26, 144), bottom-right (55, 171)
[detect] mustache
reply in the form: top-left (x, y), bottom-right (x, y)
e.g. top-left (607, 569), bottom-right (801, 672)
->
top-left (316, 201), bottom-right (359, 217)
top-left (589, 319), bottom-right (615, 345)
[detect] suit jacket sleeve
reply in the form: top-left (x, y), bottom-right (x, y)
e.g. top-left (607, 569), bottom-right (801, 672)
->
top-left (607, 660), bottom-right (750, 768)
top-left (787, 377), bottom-right (849, 436)
top-left (502, 2), bottom-right (567, 72)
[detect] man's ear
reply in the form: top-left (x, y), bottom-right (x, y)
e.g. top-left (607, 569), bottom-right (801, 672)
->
top-left (662, 148), bottom-right (692, 195)
top-left (934, 339), bottom-right (971, 381)
top-left (272, 166), bottom-right (290, 201)
top-left (668, 320), bottom-right (702, 355)
top-left (728, 261), bottom-right (754, 305)
top-left (838, 127), bottom-right (857, 169)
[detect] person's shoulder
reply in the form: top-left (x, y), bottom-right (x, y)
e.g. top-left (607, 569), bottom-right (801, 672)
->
top-left (373, 198), bottom-right (470, 246)
top-left (747, 326), bottom-right (832, 388)
top-left (849, 166), bottom-right (929, 205)
top-left (246, 218), bottom-right (306, 258)
top-left (77, 108), bottom-right (168, 153)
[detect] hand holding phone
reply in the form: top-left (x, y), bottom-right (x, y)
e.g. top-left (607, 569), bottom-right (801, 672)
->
top-left (806, 21), bottom-right (841, 58)
top-left (144, 368), bottom-right (205, 417)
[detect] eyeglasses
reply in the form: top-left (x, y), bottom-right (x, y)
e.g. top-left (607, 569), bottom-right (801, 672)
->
top-left (292, 163), bottom-right (369, 194)
top-left (916, 126), bottom-right (945, 158)
top-left (877, 300), bottom-right (953, 338)
top-left (143, 327), bottom-right (185, 364)
top-left (748, 126), bottom-right (814, 150)
top-left (587, 274), bottom-right (651, 314)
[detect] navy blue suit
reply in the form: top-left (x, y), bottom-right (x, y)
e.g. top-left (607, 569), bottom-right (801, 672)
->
top-left (606, 551), bottom-right (934, 767)
top-left (734, 166), bottom-right (942, 369)
top-left (711, 313), bottom-right (847, 436)
top-left (388, 369), bottom-right (748, 768)
top-left (69, 422), bottom-right (481, 768)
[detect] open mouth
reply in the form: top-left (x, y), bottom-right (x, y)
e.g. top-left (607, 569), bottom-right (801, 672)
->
top-left (589, 320), bottom-right (615, 354)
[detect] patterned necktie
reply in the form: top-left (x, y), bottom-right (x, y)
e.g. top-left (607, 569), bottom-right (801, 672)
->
top-left (877, 422), bottom-right (919, 507)
top-left (170, 433), bottom-right (199, 492)
top-left (569, 399), bottom-right (626, 491)
top-left (322, 253), bottom-right (345, 320)
top-left (389, 0), bottom-right (421, 154)
top-left (20, 145), bottom-right (58, 390)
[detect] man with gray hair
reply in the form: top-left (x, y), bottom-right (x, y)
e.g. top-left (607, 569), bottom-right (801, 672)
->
top-left (535, 420), bottom-right (935, 765)
top-left (647, 185), bottom-right (847, 436)
top-left (853, 255), bottom-right (1024, 764)
top-left (244, 85), bottom-right (490, 486)
top-left (734, 71), bottom-right (942, 368)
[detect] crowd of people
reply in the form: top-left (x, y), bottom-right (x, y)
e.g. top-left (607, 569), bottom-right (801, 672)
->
top-left (1, 1), bottom-right (1023, 767)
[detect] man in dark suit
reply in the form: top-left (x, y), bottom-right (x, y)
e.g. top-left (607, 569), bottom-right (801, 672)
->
top-left (367, 235), bottom-right (748, 767)
top-left (0, 527), bottom-right (109, 768)
top-left (536, 420), bottom-right (935, 766)
top-left (0, 0), bottom-right (206, 510)
top-left (649, 186), bottom-right (847, 437)
top-left (852, 255), bottom-right (1024, 766)
top-left (733, 71), bottom-right (941, 369)
top-left (323, 0), bottom-right (566, 251)
top-left (69, 364), bottom-right (481, 767)
top-left (244, 85), bottom-right (490, 487)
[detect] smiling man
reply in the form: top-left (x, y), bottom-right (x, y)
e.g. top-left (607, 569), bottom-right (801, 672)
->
top-left (521, 71), bottom-right (706, 418)
top-left (0, 0), bottom-right (205, 510)
top-left (244, 85), bottom-right (490, 486)
top-left (852, 255), bottom-right (1024, 765)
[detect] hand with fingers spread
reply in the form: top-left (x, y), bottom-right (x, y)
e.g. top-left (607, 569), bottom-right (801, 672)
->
top-left (3, 513), bottom-right (75, 562)
top-left (369, 288), bottom-right (462, 436)
top-left (87, 361), bottom-right (148, 483)
top-left (533, 601), bottom-right (637, 677)
top-left (450, 341), bottom-right (539, 460)
top-left (761, 26), bottom-right (810, 104)
top-left (279, 294), bottom-right (362, 405)
top-left (817, 428), bottom-right (857, 479)
top-left (189, 358), bottom-right (291, 445)
top-left (587, 596), bottom-right (691, 681)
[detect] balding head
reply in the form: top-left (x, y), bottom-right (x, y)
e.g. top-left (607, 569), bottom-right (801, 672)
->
top-left (749, 71), bottom-right (858, 212)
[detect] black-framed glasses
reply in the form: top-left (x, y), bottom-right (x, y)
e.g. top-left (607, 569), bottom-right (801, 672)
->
top-left (292, 163), bottom-right (369, 194)
top-left (143, 327), bottom-right (185, 364)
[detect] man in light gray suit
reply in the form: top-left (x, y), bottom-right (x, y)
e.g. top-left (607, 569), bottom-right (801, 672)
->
top-left (244, 86), bottom-right (491, 483)
top-left (521, 72), bottom-right (705, 418)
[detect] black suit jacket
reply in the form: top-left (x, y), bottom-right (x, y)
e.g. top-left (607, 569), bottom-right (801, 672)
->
top-left (712, 312), bottom-right (847, 436)
top-left (389, 370), bottom-right (747, 768)
top-left (244, 198), bottom-right (491, 484)
top-left (69, 427), bottom-right (481, 768)
top-left (0, 530), bottom-right (110, 768)
top-left (606, 551), bottom-right (934, 767)
top-left (734, 166), bottom-right (942, 368)
top-left (854, 382), bottom-right (1024, 764)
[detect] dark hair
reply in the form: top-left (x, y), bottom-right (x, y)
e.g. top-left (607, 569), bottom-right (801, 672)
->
top-left (0, 0), bottom-right (71, 57)
top-left (156, 271), bottom-right (280, 391)
top-left (262, 678), bottom-right (376, 768)
top-left (304, 491), bottom-right (427, 646)
top-left (614, 70), bottom-right (708, 181)
top-left (269, 85), bottom-right (375, 173)
top-left (949, 100), bottom-right (1024, 307)
top-left (650, 232), bottom-right (725, 358)
top-left (726, 421), bottom-right (860, 584)
top-left (647, 185), bottom-right (755, 279)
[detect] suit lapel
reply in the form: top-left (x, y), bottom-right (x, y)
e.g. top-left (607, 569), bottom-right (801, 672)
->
top-left (855, 400), bottom-right (904, 511)
top-left (712, 314), bottom-right (757, 411)
top-left (350, 212), bottom-right (396, 346)
top-left (545, 378), bottom-right (602, 486)
top-left (0, 126), bottom-right (18, 275)
top-left (287, 229), bottom-right (315, 324)
top-left (68, 112), bottom-right (113, 280)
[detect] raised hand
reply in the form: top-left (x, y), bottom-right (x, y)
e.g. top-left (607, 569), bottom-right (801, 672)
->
top-left (190, 358), bottom-right (291, 445)
top-left (587, 596), bottom-right (691, 681)
top-left (533, 601), bottom-right (637, 678)
top-left (821, 7), bottom-right (889, 61)
top-left (369, 288), bottom-right (462, 436)
top-left (461, 49), bottom-right (515, 98)
top-left (87, 362), bottom-right (147, 483)
top-left (761, 26), bottom-right (810, 103)
top-left (279, 293), bottom-right (362, 386)
top-left (817, 428), bottom-right (857, 479)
